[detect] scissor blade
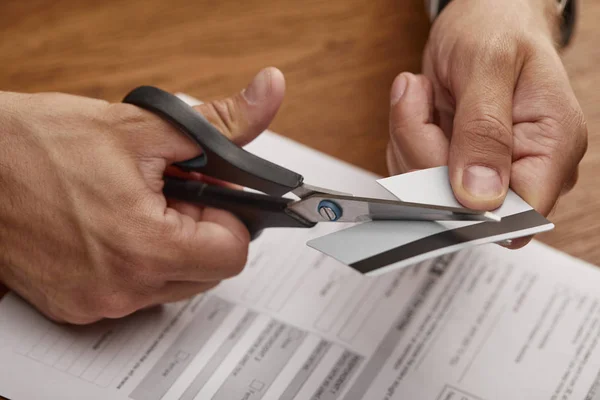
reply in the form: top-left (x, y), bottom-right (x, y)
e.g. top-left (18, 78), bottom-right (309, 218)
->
top-left (287, 194), bottom-right (501, 223)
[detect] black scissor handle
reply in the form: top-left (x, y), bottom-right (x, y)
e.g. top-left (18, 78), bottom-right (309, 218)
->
top-left (122, 86), bottom-right (304, 197)
top-left (163, 177), bottom-right (315, 239)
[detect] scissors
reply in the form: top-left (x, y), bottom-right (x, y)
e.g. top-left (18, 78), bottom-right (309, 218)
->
top-left (122, 86), bottom-right (500, 239)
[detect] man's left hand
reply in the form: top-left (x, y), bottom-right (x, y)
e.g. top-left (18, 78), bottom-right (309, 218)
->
top-left (387, 0), bottom-right (587, 247)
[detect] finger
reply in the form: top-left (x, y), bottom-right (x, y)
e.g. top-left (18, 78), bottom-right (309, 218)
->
top-left (388, 72), bottom-right (449, 174)
top-left (510, 107), bottom-right (586, 218)
top-left (200, 206), bottom-right (250, 249)
top-left (167, 198), bottom-right (203, 221)
top-left (510, 155), bottom-right (576, 217)
top-left (448, 49), bottom-right (517, 210)
top-left (498, 121), bottom-right (583, 251)
top-left (423, 49), bottom-right (455, 139)
top-left (157, 206), bottom-right (250, 282)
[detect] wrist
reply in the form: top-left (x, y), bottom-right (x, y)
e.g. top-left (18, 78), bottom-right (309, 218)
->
top-left (509, 0), bottom-right (575, 48)
top-left (537, 0), bottom-right (566, 46)
top-left (427, 0), bottom-right (575, 48)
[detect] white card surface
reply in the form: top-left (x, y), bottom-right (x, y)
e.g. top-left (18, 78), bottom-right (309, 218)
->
top-left (307, 166), bottom-right (554, 276)
top-left (378, 166), bottom-right (534, 227)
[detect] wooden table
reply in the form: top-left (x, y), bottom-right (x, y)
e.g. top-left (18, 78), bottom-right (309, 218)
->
top-left (1, 0), bottom-right (599, 292)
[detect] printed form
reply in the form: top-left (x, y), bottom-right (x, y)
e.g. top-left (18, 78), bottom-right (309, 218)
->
top-left (1, 96), bottom-right (600, 400)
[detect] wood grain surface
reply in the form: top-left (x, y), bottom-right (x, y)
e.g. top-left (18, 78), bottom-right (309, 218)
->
top-left (0, 0), bottom-right (598, 307)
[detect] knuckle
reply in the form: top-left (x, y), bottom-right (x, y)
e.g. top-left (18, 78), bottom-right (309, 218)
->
top-left (65, 315), bottom-right (100, 325)
top-left (49, 300), bottom-right (100, 325)
top-left (49, 289), bottom-right (99, 322)
top-left (118, 257), bottom-right (155, 287)
top-left (105, 103), bottom-right (149, 127)
top-left (460, 113), bottom-right (513, 157)
top-left (124, 257), bottom-right (162, 289)
top-left (29, 91), bottom-right (73, 105)
top-left (97, 290), bottom-right (142, 319)
top-left (482, 35), bottom-right (516, 66)
top-left (458, 32), bottom-right (517, 67)
top-left (44, 303), bottom-right (71, 324)
top-left (203, 99), bottom-right (239, 137)
top-left (104, 102), bottom-right (165, 141)
top-left (106, 223), bottom-right (157, 277)
top-left (68, 291), bottom-right (103, 319)
top-left (103, 102), bottom-right (184, 155)
top-left (100, 232), bottom-right (168, 292)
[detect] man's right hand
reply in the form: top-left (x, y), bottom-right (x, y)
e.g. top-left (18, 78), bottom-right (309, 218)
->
top-left (0, 67), bottom-right (285, 324)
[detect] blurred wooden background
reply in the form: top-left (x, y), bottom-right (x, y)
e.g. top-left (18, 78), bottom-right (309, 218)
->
top-left (0, 0), bottom-right (598, 272)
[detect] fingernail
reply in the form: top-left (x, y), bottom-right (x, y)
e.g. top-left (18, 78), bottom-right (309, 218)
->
top-left (390, 74), bottom-right (409, 106)
top-left (242, 68), bottom-right (271, 104)
top-left (462, 165), bottom-right (503, 199)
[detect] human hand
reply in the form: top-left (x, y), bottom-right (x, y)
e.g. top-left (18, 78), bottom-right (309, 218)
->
top-left (387, 0), bottom-right (587, 246)
top-left (0, 67), bottom-right (285, 324)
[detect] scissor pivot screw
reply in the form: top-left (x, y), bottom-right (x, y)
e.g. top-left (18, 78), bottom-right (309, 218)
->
top-left (318, 200), bottom-right (343, 222)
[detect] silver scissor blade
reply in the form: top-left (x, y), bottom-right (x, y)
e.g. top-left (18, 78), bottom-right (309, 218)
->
top-left (287, 194), bottom-right (501, 223)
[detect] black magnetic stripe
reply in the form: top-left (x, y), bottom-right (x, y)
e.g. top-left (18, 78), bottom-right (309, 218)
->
top-left (350, 209), bottom-right (550, 274)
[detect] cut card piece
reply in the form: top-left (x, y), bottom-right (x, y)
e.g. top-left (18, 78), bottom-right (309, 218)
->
top-left (307, 166), bottom-right (554, 276)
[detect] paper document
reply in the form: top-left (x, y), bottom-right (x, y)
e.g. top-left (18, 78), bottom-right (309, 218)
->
top-left (1, 95), bottom-right (600, 400)
top-left (308, 167), bottom-right (554, 276)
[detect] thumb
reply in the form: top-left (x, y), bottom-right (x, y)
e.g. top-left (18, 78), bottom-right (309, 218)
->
top-left (448, 61), bottom-right (515, 210)
top-left (193, 66), bottom-right (285, 148)
top-left (133, 67), bottom-right (286, 165)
